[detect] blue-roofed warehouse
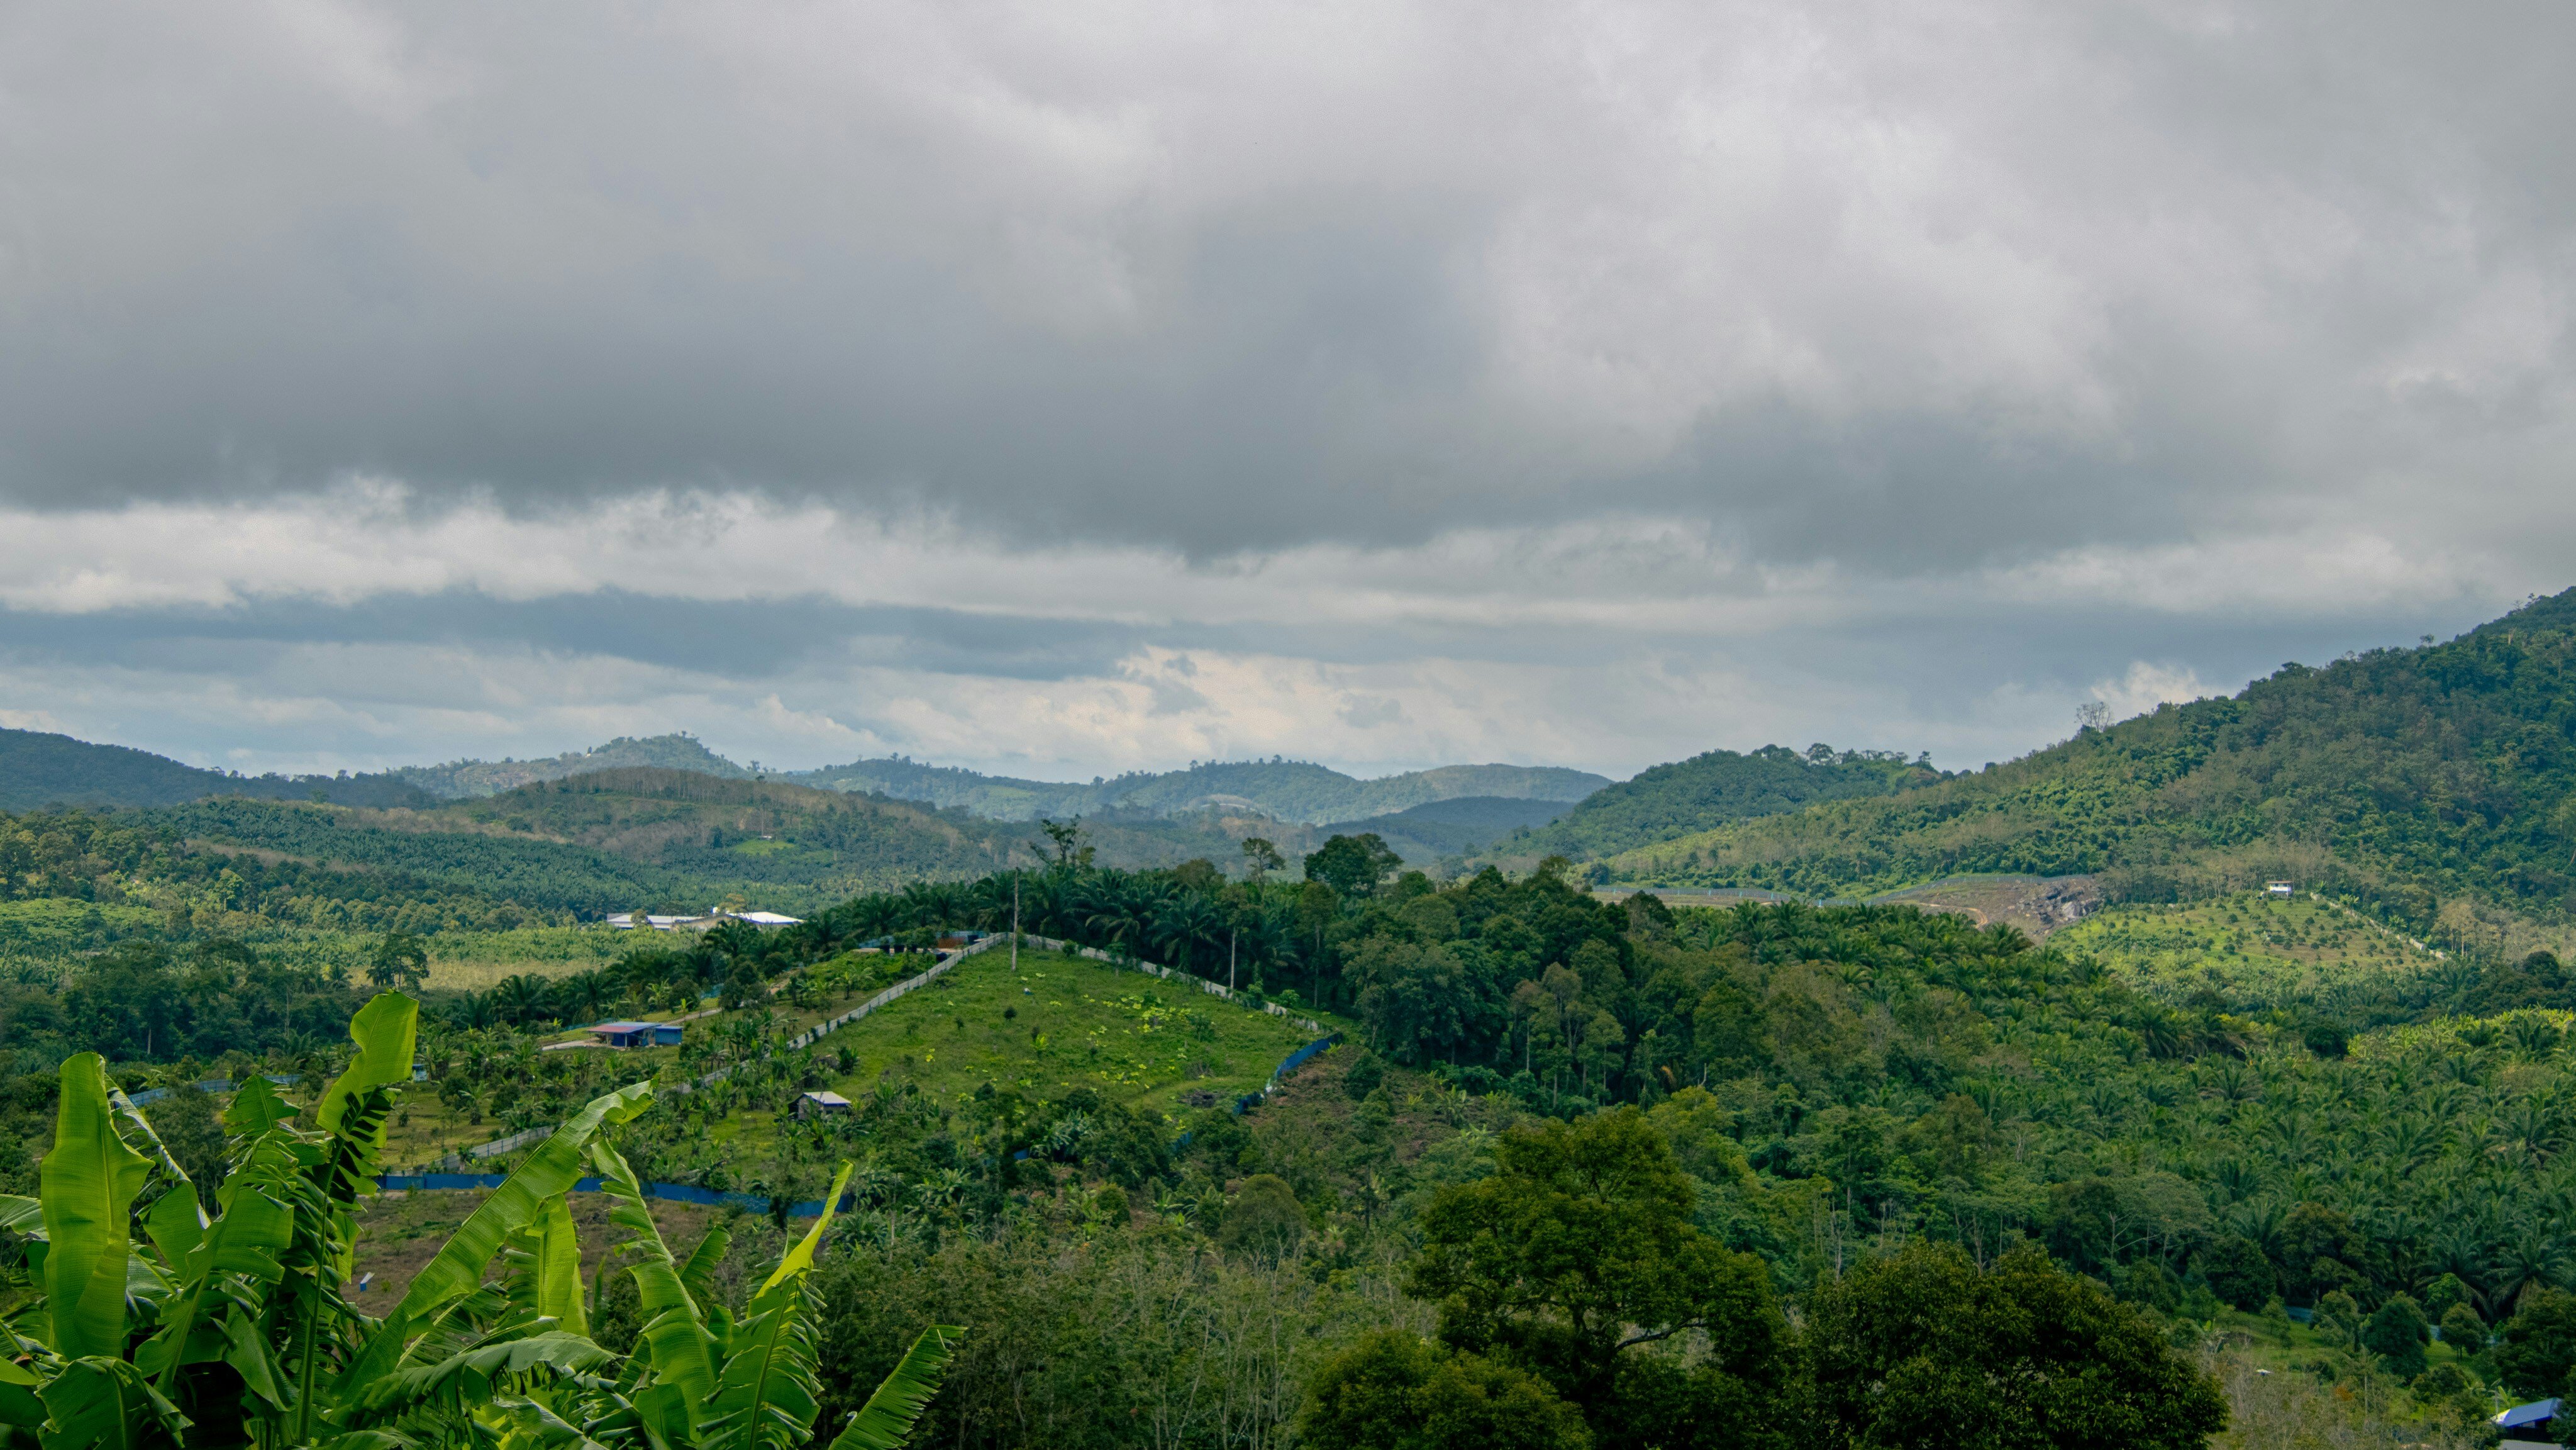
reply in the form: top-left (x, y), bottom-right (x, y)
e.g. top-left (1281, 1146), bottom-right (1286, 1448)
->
top-left (2496, 1398), bottom-right (2560, 1446)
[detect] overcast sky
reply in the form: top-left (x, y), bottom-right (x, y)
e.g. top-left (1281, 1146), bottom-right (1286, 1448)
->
top-left (1, 0), bottom-right (2568, 781)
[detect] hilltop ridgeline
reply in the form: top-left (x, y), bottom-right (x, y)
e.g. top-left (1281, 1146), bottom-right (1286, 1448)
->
top-left (1603, 586), bottom-right (2576, 935)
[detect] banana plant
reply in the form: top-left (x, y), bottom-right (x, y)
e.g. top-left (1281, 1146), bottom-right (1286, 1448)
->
top-left (575, 1142), bottom-right (962, 1450)
top-left (0, 993), bottom-right (960, 1450)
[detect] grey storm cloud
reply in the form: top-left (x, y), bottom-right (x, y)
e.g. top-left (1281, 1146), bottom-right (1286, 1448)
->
top-left (2, 0), bottom-right (2568, 571)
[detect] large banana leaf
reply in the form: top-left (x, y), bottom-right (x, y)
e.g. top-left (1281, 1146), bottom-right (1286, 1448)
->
top-left (316, 994), bottom-right (418, 1144)
top-left (0, 1357), bottom-right (43, 1434)
top-left (35, 1358), bottom-right (184, 1450)
top-left (40, 1057), bottom-right (153, 1361)
top-left (755, 1164), bottom-right (848, 1297)
top-left (502, 1194), bottom-right (587, 1339)
top-left (0, 1194), bottom-right (40, 1234)
top-left (333, 1081), bottom-right (654, 1400)
top-left (823, 1326), bottom-right (963, 1450)
top-left (697, 1166), bottom-right (851, 1450)
top-left (352, 1332), bottom-right (616, 1420)
top-left (676, 1227), bottom-right (731, 1320)
top-left (105, 1096), bottom-right (193, 1211)
top-left (586, 1141), bottom-right (718, 1418)
top-left (221, 1079), bottom-right (296, 1139)
top-left (133, 1163), bottom-right (294, 1387)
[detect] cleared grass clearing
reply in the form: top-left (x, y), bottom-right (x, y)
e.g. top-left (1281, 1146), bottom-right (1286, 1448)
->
top-left (816, 945), bottom-right (1343, 1120)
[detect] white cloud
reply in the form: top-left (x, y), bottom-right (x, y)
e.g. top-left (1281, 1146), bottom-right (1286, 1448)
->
top-left (2090, 661), bottom-right (2214, 723)
top-left (0, 0), bottom-right (2568, 782)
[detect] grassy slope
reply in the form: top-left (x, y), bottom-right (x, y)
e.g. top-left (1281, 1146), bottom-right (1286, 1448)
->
top-left (1599, 589), bottom-right (2576, 930)
top-left (813, 946), bottom-right (1340, 1118)
top-left (379, 946), bottom-right (1348, 1168)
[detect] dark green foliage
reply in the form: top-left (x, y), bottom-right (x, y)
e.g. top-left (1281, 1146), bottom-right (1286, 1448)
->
top-left (1509, 745), bottom-right (1934, 864)
top-left (2441, 1303), bottom-right (2488, 1349)
top-left (1299, 1332), bottom-right (1591, 1450)
top-left (8, 939), bottom-right (366, 1063)
top-left (1614, 588), bottom-right (2576, 925)
top-left (2363, 1293), bottom-right (2430, 1378)
top-left (2278, 1203), bottom-right (2365, 1305)
top-left (1219, 1174), bottom-right (1306, 1259)
top-left (2197, 1235), bottom-right (2275, 1311)
top-left (2466, 951), bottom-right (2576, 1014)
top-left (1806, 1242), bottom-right (2228, 1450)
top-left (1308, 835), bottom-right (1406, 898)
top-left (1409, 1109), bottom-right (1790, 1450)
top-left (140, 1083), bottom-right (229, 1212)
top-left (1343, 1051), bottom-right (1389, 1100)
top-left (2492, 1288), bottom-right (2576, 1399)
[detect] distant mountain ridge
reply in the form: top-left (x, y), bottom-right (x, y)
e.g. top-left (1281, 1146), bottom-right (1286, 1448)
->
top-left (0, 728), bottom-right (432, 811)
top-left (0, 720), bottom-right (1611, 854)
top-left (394, 734), bottom-right (753, 798)
top-left (788, 755), bottom-right (1611, 824)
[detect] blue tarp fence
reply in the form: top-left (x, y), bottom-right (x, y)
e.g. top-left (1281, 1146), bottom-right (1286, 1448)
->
top-left (126, 1074), bottom-right (300, 1107)
top-left (375, 1173), bottom-right (867, 1219)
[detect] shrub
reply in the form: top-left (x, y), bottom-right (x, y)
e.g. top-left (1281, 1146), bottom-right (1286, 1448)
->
top-left (1221, 1174), bottom-right (1306, 1259)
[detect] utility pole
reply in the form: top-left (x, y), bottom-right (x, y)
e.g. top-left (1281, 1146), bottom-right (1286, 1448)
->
top-left (1012, 873), bottom-right (1021, 972)
top-left (1229, 930), bottom-right (1237, 993)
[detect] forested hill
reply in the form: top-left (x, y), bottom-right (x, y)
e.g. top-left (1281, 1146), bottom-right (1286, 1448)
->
top-left (792, 754), bottom-right (1611, 823)
top-left (0, 727), bottom-right (432, 810)
top-left (1604, 588), bottom-right (2576, 934)
top-left (392, 733), bottom-right (753, 798)
top-left (1492, 744), bottom-right (1938, 864)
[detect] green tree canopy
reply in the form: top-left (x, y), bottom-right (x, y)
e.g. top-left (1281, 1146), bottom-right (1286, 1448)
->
top-left (1408, 1108), bottom-right (1788, 1447)
top-left (1299, 1332), bottom-right (1590, 1450)
top-left (1806, 1242), bottom-right (2226, 1450)
top-left (1307, 835), bottom-right (1404, 898)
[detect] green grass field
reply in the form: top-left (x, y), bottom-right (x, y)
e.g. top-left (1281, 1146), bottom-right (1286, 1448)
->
top-left (816, 946), bottom-right (1343, 1117)
top-left (2054, 890), bottom-right (2441, 1005)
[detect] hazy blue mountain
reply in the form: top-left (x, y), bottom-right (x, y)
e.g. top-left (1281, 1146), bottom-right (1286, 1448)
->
top-left (1315, 795), bottom-right (1575, 866)
top-left (0, 728), bottom-right (433, 811)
